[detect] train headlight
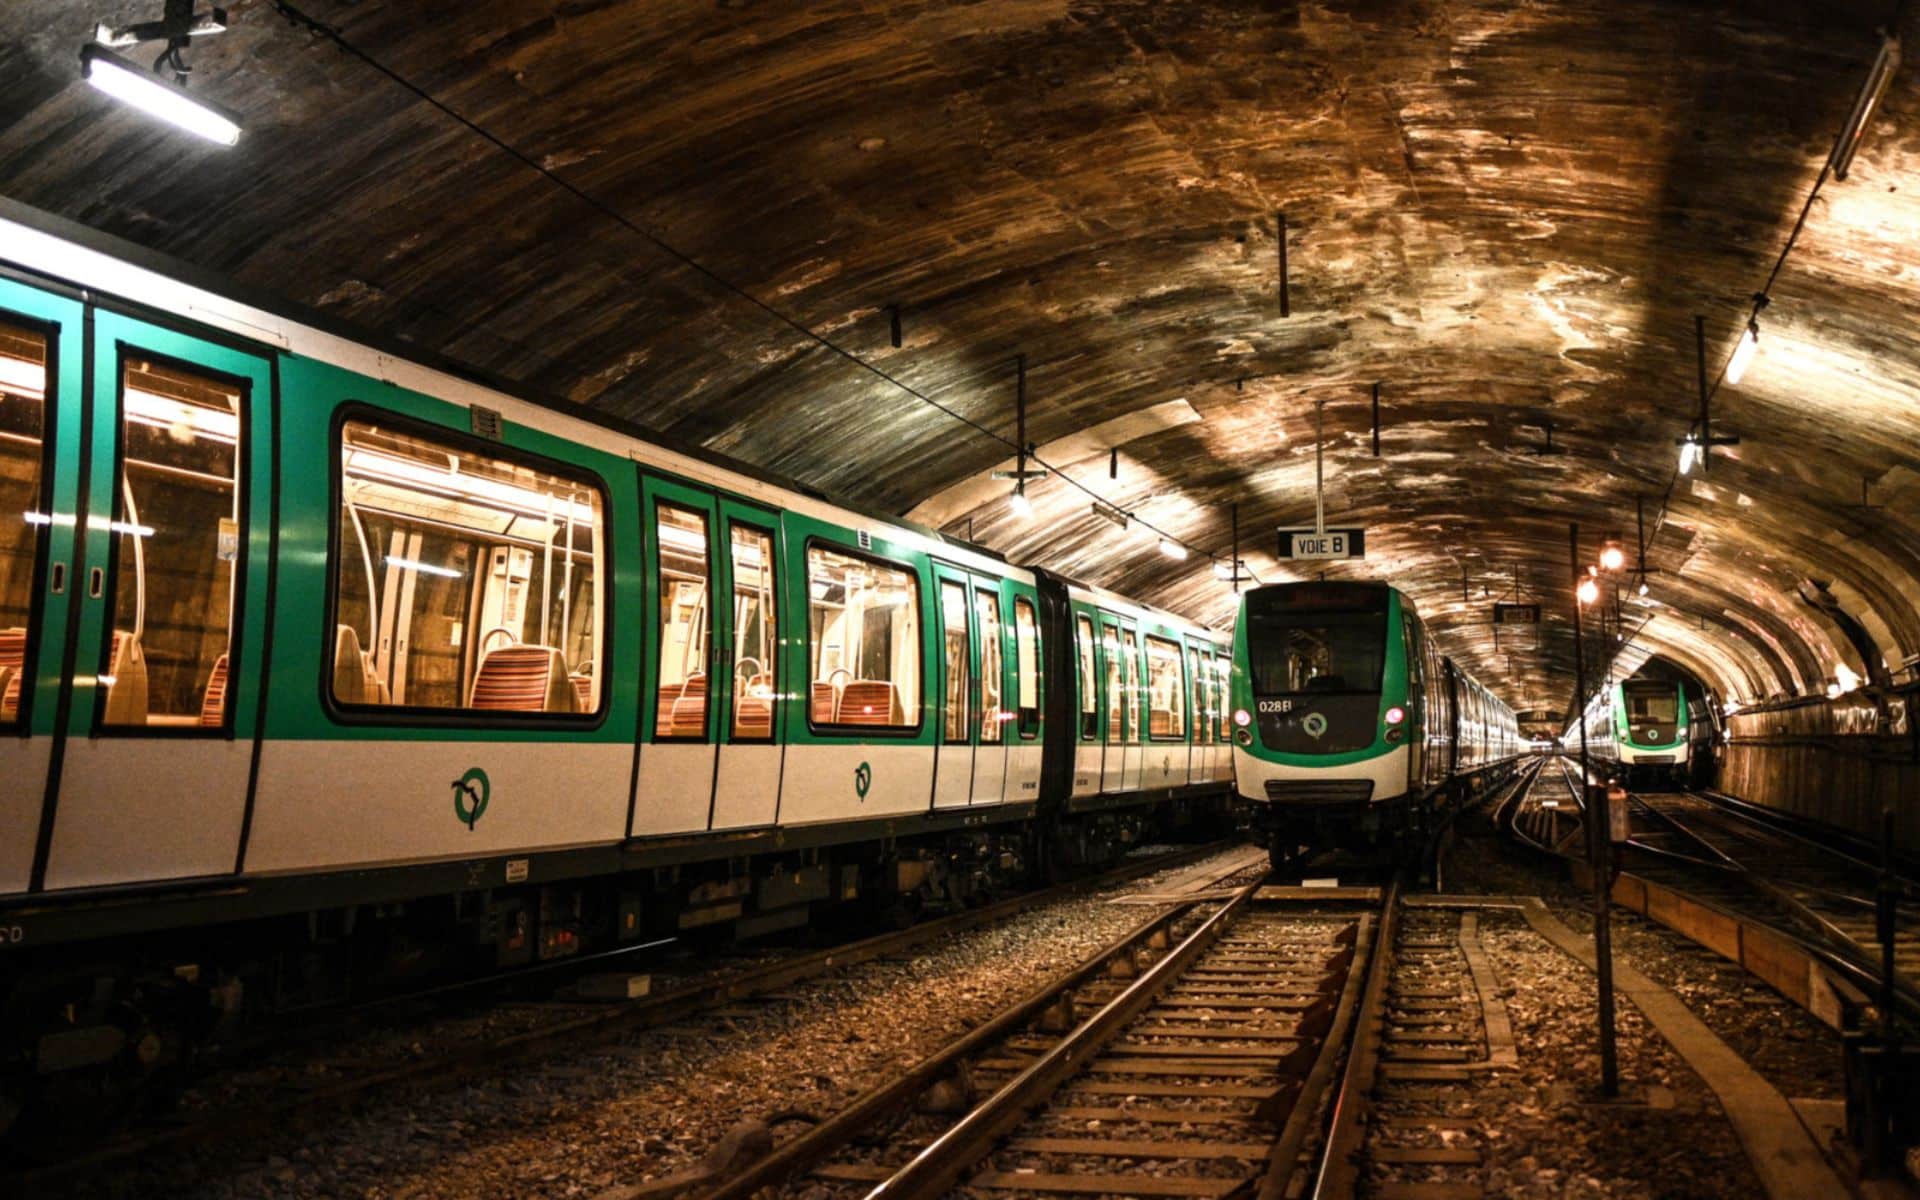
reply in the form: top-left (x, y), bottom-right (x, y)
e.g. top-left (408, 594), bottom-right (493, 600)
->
top-left (1234, 728), bottom-right (1252, 746)
top-left (1233, 709), bottom-right (1251, 728)
top-left (1384, 706), bottom-right (1405, 725)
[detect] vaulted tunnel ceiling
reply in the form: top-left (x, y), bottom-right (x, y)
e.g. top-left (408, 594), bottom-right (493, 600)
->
top-left (4, 0), bottom-right (1919, 714)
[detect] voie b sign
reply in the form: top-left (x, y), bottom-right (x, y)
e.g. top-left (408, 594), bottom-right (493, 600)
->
top-left (1277, 527), bottom-right (1366, 561)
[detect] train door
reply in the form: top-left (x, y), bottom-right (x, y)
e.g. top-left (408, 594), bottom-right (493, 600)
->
top-left (969, 579), bottom-right (1009, 805)
top-left (930, 564), bottom-right (973, 810)
top-left (1119, 621), bottom-right (1144, 789)
top-left (1098, 614), bottom-right (1126, 792)
top-left (635, 474), bottom-right (720, 835)
top-left (41, 311), bottom-right (272, 889)
top-left (0, 284), bottom-right (82, 894)
top-left (1070, 609), bottom-right (1102, 796)
top-left (1186, 641), bottom-right (1210, 786)
top-left (709, 498), bottom-right (783, 829)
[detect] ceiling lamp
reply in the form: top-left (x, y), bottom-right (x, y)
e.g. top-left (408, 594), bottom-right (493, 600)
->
top-left (1007, 486), bottom-right (1032, 520)
top-left (1576, 577), bottom-right (1599, 606)
top-left (1724, 320), bottom-right (1759, 385)
top-left (1829, 34), bottom-right (1901, 181)
top-left (81, 3), bottom-right (240, 146)
top-left (1158, 539), bottom-right (1188, 562)
top-left (1677, 435), bottom-right (1701, 475)
top-left (1599, 542), bottom-right (1625, 571)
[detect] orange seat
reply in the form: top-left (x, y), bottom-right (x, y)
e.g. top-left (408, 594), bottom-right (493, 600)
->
top-left (734, 673), bottom-right (773, 738)
top-left (469, 644), bottom-right (571, 712)
top-left (0, 627), bottom-right (24, 721)
top-left (835, 680), bottom-right (902, 726)
top-left (1150, 709), bottom-right (1174, 737)
top-left (669, 673), bottom-right (708, 738)
top-left (570, 674), bottom-right (595, 713)
top-left (199, 653), bottom-right (229, 727)
top-left (810, 681), bottom-right (838, 724)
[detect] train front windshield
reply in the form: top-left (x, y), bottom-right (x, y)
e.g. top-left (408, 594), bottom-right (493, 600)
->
top-left (1246, 590), bottom-right (1387, 697)
top-left (1624, 685), bottom-right (1677, 722)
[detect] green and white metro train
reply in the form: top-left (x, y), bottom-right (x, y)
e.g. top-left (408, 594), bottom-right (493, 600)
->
top-left (0, 201), bottom-right (1237, 1117)
top-left (1230, 581), bottom-right (1522, 868)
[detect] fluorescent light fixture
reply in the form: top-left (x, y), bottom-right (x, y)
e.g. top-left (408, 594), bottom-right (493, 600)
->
top-left (1637, 581), bottom-right (1649, 597)
top-left (1157, 538), bottom-right (1188, 561)
top-left (25, 510), bottom-right (78, 527)
top-left (126, 386), bottom-right (239, 442)
top-left (1678, 436), bottom-right (1700, 475)
top-left (388, 555), bottom-right (463, 579)
top-left (1212, 560), bottom-right (1233, 581)
top-left (1829, 35), bottom-right (1901, 181)
top-left (1007, 488), bottom-right (1033, 520)
top-left (1724, 321), bottom-right (1758, 385)
top-left (1576, 578), bottom-right (1599, 605)
top-left (1090, 501), bottom-right (1129, 530)
top-left (81, 43), bottom-right (241, 147)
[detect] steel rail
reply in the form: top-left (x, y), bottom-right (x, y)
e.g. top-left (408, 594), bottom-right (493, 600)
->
top-left (695, 898), bottom-right (1207, 1200)
top-left (860, 881), bottom-right (1264, 1200)
top-left (1297, 878), bottom-right (1401, 1200)
top-left (5, 842), bottom-right (1230, 1192)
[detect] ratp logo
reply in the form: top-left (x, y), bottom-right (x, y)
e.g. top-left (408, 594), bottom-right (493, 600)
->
top-left (853, 761), bottom-right (872, 800)
top-left (1302, 712), bottom-right (1328, 740)
top-left (452, 767), bottom-right (491, 830)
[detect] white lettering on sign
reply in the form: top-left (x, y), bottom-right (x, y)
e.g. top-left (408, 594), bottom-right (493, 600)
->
top-left (1257, 699), bottom-right (1293, 714)
top-left (1291, 532), bottom-right (1348, 559)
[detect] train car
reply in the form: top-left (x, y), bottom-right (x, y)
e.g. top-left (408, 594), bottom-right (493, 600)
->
top-left (1568, 673), bottom-right (1721, 789)
top-left (1229, 581), bottom-right (1521, 868)
top-left (0, 201), bottom-right (1231, 1124)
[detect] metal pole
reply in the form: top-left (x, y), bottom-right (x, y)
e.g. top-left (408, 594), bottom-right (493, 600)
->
top-left (1314, 400), bottom-right (1326, 536)
top-left (1015, 354), bottom-right (1027, 489)
top-left (1572, 521), bottom-right (1619, 1097)
top-left (1231, 502), bottom-right (1240, 594)
top-left (1371, 382), bottom-right (1381, 457)
top-left (1695, 314), bottom-right (1711, 474)
top-left (1277, 211), bottom-right (1290, 318)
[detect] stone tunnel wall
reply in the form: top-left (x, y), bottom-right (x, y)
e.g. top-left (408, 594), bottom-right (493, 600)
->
top-left (1720, 689), bottom-right (1920, 854)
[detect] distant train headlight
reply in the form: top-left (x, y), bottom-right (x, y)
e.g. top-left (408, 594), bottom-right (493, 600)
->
top-left (1384, 706), bottom-right (1405, 725)
top-left (1233, 709), bottom-right (1251, 728)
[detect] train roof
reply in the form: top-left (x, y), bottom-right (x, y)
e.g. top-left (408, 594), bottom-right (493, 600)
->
top-left (0, 199), bottom-right (1032, 585)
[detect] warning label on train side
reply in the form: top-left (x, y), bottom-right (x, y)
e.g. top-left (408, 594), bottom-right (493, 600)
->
top-left (1277, 527), bottom-right (1366, 560)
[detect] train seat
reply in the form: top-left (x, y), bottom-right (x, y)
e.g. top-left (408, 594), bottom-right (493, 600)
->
top-left (734, 672), bottom-right (773, 738)
top-left (810, 680), bottom-right (838, 724)
top-left (569, 673), bottom-right (594, 713)
top-left (668, 673), bottom-right (708, 737)
top-left (835, 680), bottom-right (902, 726)
top-left (0, 626), bottom-right (22, 720)
top-left (332, 626), bottom-right (388, 705)
top-left (101, 630), bottom-right (148, 725)
top-left (468, 644), bottom-right (574, 713)
top-left (1149, 708), bottom-right (1175, 737)
top-left (199, 653), bottom-right (229, 727)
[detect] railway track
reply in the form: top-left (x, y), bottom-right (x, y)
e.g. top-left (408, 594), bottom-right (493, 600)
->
top-left (1500, 756), bottom-right (1918, 1029)
top-left (4, 842), bottom-right (1240, 1195)
top-left (690, 881), bottom-right (1390, 1200)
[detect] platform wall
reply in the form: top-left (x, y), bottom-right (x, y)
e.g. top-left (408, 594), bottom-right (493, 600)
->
top-left (1720, 689), bottom-right (1919, 853)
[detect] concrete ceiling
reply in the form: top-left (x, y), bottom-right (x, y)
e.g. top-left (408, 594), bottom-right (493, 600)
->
top-left (4, 0), bottom-right (1919, 714)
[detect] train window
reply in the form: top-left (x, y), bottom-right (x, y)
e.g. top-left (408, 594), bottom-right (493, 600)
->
top-left (1145, 635), bottom-right (1185, 740)
top-left (1013, 596), bottom-right (1039, 739)
top-left (1214, 655), bottom-right (1230, 740)
top-left (1626, 685), bottom-right (1677, 722)
top-left (977, 589), bottom-right (1004, 744)
top-left (1103, 625), bottom-right (1124, 742)
top-left (0, 321), bottom-right (48, 726)
top-left (1188, 648), bottom-right (1209, 743)
top-left (1245, 589), bottom-right (1385, 694)
top-left (806, 543), bottom-right (919, 731)
top-left (940, 581), bottom-right (969, 743)
top-left (101, 357), bottom-right (243, 728)
top-left (655, 505), bottom-right (710, 738)
top-left (729, 524), bottom-right (776, 740)
top-left (1121, 629), bottom-right (1141, 742)
top-left (1075, 615), bottom-right (1098, 740)
top-left (333, 418), bottom-right (604, 716)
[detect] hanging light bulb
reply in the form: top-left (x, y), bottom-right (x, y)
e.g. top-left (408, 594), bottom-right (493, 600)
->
top-left (1599, 542), bottom-right (1625, 571)
top-left (1008, 487), bottom-right (1032, 520)
top-left (1637, 580), bottom-right (1649, 597)
top-left (1158, 538), bottom-right (1189, 562)
top-left (1577, 577), bottom-right (1599, 606)
top-left (1212, 560), bottom-right (1233, 581)
top-left (1678, 436), bottom-right (1700, 475)
top-left (1725, 320), bottom-right (1759, 385)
